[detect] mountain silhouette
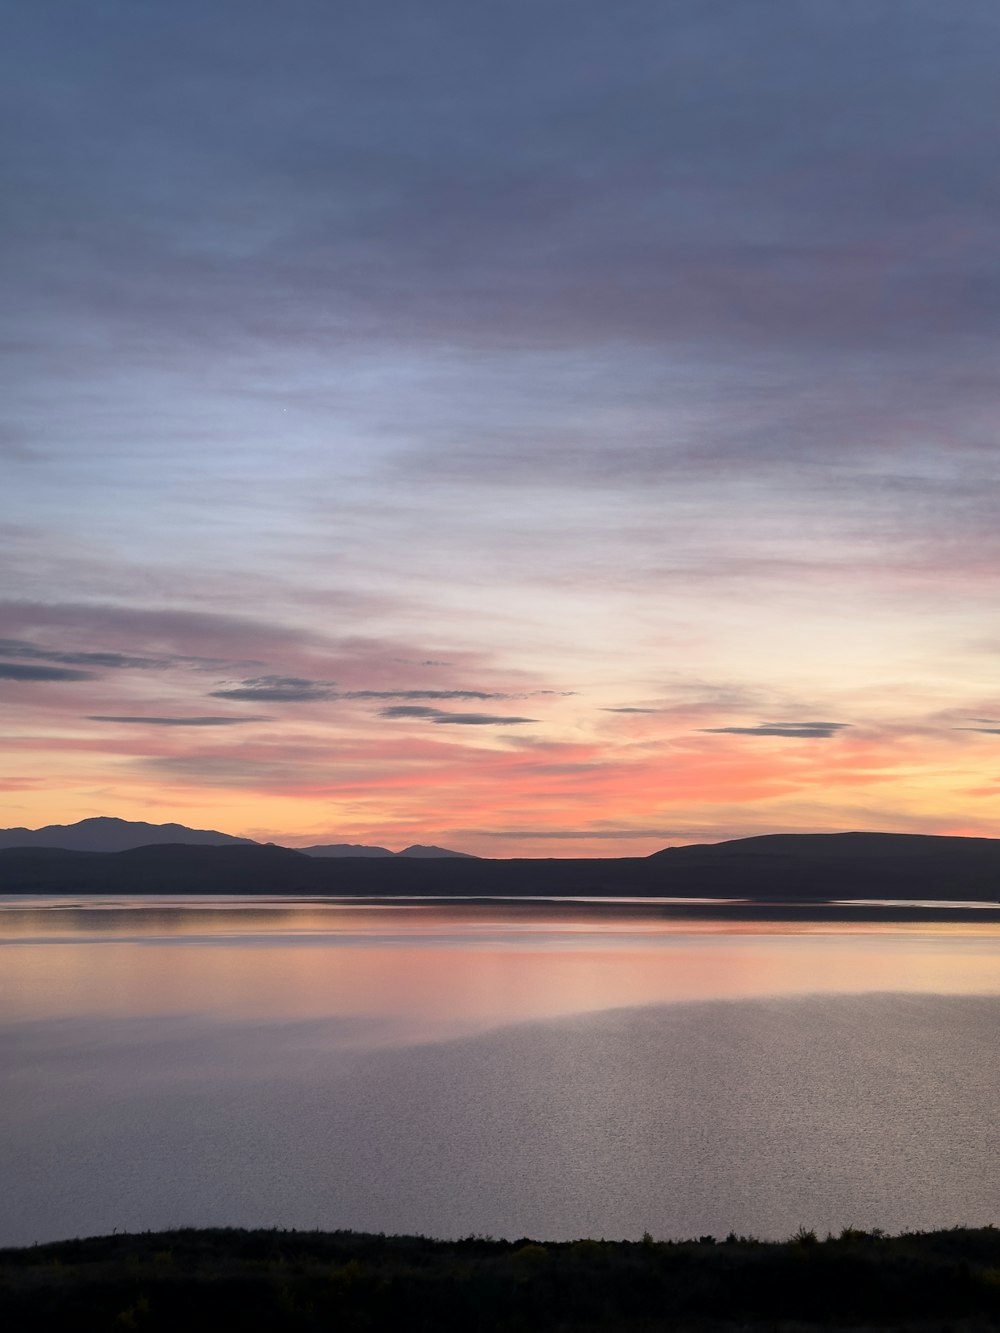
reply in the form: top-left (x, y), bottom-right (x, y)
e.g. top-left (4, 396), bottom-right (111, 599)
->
top-left (300, 843), bottom-right (396, 858)
top-left (0, 816), bottom-right (254, 853)
top-left (298, 843), bottom-right (476, 859)
top-left (396, 844), bottom-right (478, 859)
top-left (0, 818), bottom-right (474, 860)
top-left (1, 830), bottom-right (999, 901)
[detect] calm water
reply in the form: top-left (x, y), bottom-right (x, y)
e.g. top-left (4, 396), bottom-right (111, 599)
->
top-left (2, 896), bottom-right (1000, 1246)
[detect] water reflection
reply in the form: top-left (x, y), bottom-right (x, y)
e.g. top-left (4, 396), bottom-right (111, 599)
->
top-left (3, 897), bottom-right (1000, 1038)
top-left (4, 899), bottom-right (1000, 1247)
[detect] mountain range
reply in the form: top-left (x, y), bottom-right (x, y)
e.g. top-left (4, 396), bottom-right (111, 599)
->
top-left (0, 817), bottom-right (474, 858)
top-left (0, 818), bottom-right (999, 902)
top-left (300, 842), bottom-right (476, 859)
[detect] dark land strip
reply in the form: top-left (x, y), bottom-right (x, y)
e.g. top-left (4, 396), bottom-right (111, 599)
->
top-left (3, 832), bottom-right (1000, 905)
top-left (3, 1225), bottom-right (1000, 1331)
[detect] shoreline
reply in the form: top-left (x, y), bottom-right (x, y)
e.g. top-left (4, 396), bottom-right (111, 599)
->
top-left (4, 891), bottom-right (1000, 923)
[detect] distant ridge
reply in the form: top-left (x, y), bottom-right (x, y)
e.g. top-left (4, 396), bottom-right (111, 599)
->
top-left (397, 844), bottom-right (477, 859)
top-left (2, 830), bottom-right (999, 900)
top-left (0, 818), bottom-right (476, 860)
top-left (649, 830), bottom-right (1000, 861)
top-left (299, 842), bottom-right (476, 859)
top-left (300, 843), bottom-right (396, 858)
top-left (0, 816), bottom-right (255, 853)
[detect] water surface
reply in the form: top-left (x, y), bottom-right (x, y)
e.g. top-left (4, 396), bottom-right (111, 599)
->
top-left (2, 897), bottom-right (999, 1245)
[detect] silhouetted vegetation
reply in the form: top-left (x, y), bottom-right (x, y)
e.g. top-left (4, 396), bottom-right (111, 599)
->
top-left (2, 1225), bottom-right (1000, 1331)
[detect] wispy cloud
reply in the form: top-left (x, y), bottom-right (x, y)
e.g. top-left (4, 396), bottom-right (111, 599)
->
top-left (210, 676), bottom-right (335, 702)
top-left (346, 689), bottom-right (513, 701)
top-left (474, 828), bottom-right (674, 840)
top-left (434, 713), bottom-right (539, 727)
top-left (6, 5), bottom-right (1000, 852)
top-left (0, 603), bottom-right (303, 663)
top-left (0, 638), bottom-right (166, 670)
top-left (0, 662), bottom-right (97, 682)
top-left (89, 715), bottom-right (271, 727)
top-left (378, 706), bottom-right (459, 719)
top-left (700, 722), bottom-right (850, 739)
top-left (378, 704), bottom-right (537, 726)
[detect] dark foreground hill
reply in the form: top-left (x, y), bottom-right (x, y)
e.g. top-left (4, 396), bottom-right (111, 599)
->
top-left (2, 1225), bottom-right (1000, 1332)
top-left (2, 831), bottom-right (1000, 901)
top-left (648, 830), bottom-right (1000, 899)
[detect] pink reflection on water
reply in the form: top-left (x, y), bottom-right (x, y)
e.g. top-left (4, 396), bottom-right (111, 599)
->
top-left (2, 898), bottom-right (1000, 1042)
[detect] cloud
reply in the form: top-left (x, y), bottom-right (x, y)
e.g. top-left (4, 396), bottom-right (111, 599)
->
top-left (209, 676), bottom-right (335, 702)
top-left (12, 5), bottom-right (999, 390)
top-left (377, 706), bottom-right (447, 719)
top-left (433, 713), bottom-right (538, 726)
top-left (0, 662), bottom-right (97, 682)
top-left (0, 603), bottom-right (301, 668)
top-left (141, 754), bottom-right (302, 787)
top-left (346, 689), bottom-right (513, 701)
top-left (700, 722), bottom-right (850, 739)
top-left (88, 715), bottom-right (271, 727)
top-left (0, 435), bottom-right (38, 462)
top-left (602, 707), bottom-right (659, 714)
top-left (0, 638), bottom-right (168, 669)
top-left (473, 828), bottom-right (674, 839)
top-left (378, 704), bottom-right (536, 725)
top-left (5, 3), bottom-right (1000, 853)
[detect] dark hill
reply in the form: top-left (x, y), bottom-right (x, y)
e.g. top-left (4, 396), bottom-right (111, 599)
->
top-left (299, 843), bottom-right (395, 858)
top-left (1, 831), bottom-right (999, 901)
top-left (652, 831), bottom-right (1000, 861)
top-left (397, 843), bottom-right (478, 858)
top-left (650, 831), bottom-right (1000, 898)
top-left (298, 842), bottom-right (475, 858)
top-left (103, 843), bottom-right (319, 894)
top-left (0, 845), bottom-right (633, 896)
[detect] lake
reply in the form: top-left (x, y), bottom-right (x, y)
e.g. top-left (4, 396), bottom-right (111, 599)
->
top-left (2, 896), bottom-right (999, 1247)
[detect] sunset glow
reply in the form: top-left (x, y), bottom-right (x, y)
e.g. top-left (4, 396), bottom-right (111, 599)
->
top-left (4, 3), bottom-right (1000, 855)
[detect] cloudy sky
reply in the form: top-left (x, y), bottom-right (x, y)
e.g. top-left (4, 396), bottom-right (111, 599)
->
top-left (3, 0), bottom-right (1000, 854)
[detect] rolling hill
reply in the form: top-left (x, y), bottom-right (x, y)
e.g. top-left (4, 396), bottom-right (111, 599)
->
top-left (1, 829), bottom-right (998, 901)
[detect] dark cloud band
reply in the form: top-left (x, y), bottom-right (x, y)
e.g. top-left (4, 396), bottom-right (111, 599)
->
top-left (701, 722), bottom-right (849, 739)
top-left (210, 676), bottom-right (334, 702)
top-left (346, 689), bottom-right (512, 701)
top-left (89, 715), bottom-right (271, 727)
top-left (0, 662), bottom-right (97, 682)
top-left (0, 638), bottom-right (165, 670)
top-left (378, 704), bottom-right (536, 725)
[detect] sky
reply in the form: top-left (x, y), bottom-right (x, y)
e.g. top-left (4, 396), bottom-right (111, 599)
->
top-left (3, 0), bottom-right (1000, 855)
